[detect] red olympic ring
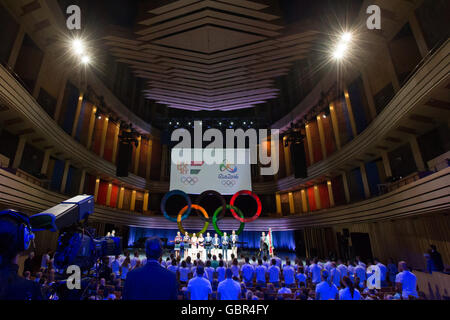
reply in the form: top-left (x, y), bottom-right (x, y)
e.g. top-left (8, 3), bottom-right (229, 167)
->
top-left (230, 190), bottom-right (262, 223)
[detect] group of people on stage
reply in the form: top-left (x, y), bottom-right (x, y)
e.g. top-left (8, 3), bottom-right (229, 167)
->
top-left (173, 229), bottom-right (274, 261)
top-left (173, 231), bottom-right (240, 261)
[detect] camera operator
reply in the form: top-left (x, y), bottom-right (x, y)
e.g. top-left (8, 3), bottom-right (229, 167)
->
top-left (0, 211), bottom-right (43, 300)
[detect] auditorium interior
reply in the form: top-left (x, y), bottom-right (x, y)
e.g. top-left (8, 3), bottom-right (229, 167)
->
top-left (0, 0), bottom-right (449, 300)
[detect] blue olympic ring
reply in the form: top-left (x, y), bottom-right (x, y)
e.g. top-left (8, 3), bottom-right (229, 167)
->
top-left (161, 190), bottom-right (192, 223)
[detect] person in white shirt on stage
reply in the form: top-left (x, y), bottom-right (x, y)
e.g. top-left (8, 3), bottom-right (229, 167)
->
top-left (187, 266), bottom-right (212, 300)
top-left (216, 260), bottom-right (226, 282)
top-left (315, 270), bottom-right (339, 300)
top-left (191, 234), bottom-right (198, 259)
top-left (198, 233), bottom-right (205, 260)
top-left (217, 269), bottom-right (241, 300)
top-left (230, 230), bottom-right (239, 257)
top-left (241, 257), bottom-right (254, 286)
top-left (309, 258), bottom-right (323, 284)
top-left (339, 276), bottom-right (361, 300)
top-left (282, 260), bottom-right (296, 288)
top-left (255, 259), bottom-right (267, 287)
top-left (395, 261), bottom-right (418, 299)
top-left (268, 259), bottom-right (280, 287)
top-left (183, 232), bottom-right (190, 259)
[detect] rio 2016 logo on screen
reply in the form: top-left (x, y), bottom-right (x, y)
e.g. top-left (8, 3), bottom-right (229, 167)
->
top-left (220, 160), bottom-right (237, 173)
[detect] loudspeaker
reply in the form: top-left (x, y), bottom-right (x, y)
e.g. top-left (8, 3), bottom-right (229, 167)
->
top-left (290, 142), bottom-right (307, 179)
top-left (116, 142), bottom-right (132, 177)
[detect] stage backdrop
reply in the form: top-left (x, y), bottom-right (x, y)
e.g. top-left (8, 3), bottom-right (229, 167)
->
top-left (128, 227), bottom-right (296, 251)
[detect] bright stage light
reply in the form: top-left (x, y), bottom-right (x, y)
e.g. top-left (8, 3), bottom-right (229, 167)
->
top-left (72, 39), bottom-right (85, 55)
top-left (341, 32), bottom-right (353, 43)
top-left (81, 55), bottom-right (91, 64)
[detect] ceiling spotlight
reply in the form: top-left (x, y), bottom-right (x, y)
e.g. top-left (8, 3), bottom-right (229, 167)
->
top-left (333, 43), bottom-right (348, 60)
top-left (81, 55), bottom-right (91, 64)
top-left (341, 32), bottom-right (352, 43)
top-left (72, 39), bottom-right (85, 55)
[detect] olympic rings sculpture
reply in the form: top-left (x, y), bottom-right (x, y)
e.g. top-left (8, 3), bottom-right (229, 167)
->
top-left (161, 189), bottom-right (262, 236)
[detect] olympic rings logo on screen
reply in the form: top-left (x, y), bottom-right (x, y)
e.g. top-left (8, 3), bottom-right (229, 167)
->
top-left (221, 180), bottom-right (236, 187)
top-left (161, 190), bottom-right (262, 237)
top-left (181, 176), bottom-right (198, 185)
top-left (220, 160), bottom-right (237, 173)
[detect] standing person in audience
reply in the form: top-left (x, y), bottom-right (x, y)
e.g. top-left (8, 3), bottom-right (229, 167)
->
top-left (130, 251), bottom-right (140, 270)
top-left (41, 249), bottom-right (51, 271)
top-left (309, 258), bottom-right (322, 285)
top-left (296, 266), bottom-right (307, 288)
top-left (315, 270), bottom-right (339, 300)
top-left (337, 259), bottom-right (348, 281)
top-left (430, 245), bottom-right (444, 272)
top-left (123, 237), bottom-right (178, 300)
top-left (354, 262), bottom-right (367, 287)
top-left (221, 232), bottom-right (230, 261)
top-left (374, 258), bottom-right (387, 287)
top-left (347, 260), bottom-right (355, 279)
top-left (241, 257), bottom-right (254, 286)
top-left (217, 260), bottom-right (226, 283)
top-left (268, 259), bottom-right (280, 287)
top-left (283, 260), bottom-right (296, 288)
top-left (330, 262), bottom-right (341, 288)
top-left (387, 258), bottom-right (398, 285)
top-left (339, 276), bottom-right (361, 300)
top-left (395, 261), bottom-right (418, 299)
top-left (179, 260), bottom-right (190, 284)
top-left (23, 251), bottom-right (35, 276)
top-left (217, 269), bottom-right (241, 300)
top-left (121, 256), bottom-right (131, 280)
top-left (205, 260), bottom-right (215, 284)
top-left (187, 266), bottom-right (212, 300)
top-left (111, 255), bottom-right (121, 277)
top-left (256, 259), bottom-right (267, 287)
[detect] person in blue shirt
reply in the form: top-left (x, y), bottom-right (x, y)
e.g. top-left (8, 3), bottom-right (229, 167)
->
top-left (205, 232), bottom-right (213, 256)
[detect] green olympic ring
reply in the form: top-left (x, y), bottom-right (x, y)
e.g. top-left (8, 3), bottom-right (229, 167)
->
top-left (212, 205), bottom-right (245, 237)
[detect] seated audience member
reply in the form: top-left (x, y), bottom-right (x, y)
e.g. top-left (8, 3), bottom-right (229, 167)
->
top-left (395, 261), bottom-right (418, 299)
top-left (309, 258), bottom-right (322, 284)
top-left (217, 260), bottom-right (226, 282)
top-left (241, 257), bottom-right (255, 286)
top-left (282, 260), bottom-right (295, 287)
top-left (167, 259), bottom-right (179, 274)
top-left (230, 258), bottom-right (240, 279)
top-left (211, 255), bottom-right (219, 269)
top-left (337, 259), bottom-right (348, 281)
top-left (268, 259), bottom-right (280, 287)
top-left (315, 270), bottom-right (339, 300)
top-left (187, 266), bottom-right (212, 300)
top-left (278, 283), bottom-right (292, 294)
top-left (34, 272), bottom-right (42, 284)
top-left (23, 271), bottom-right (31, 281)
top-left (296, 266), bottom-right (307, 288)
top-left (255, 259), bottom-right (267, 287)
top-left (205, 260), bottom-right (215, 283)
top-left (339, 276), bottom-right (361, 300)
top-left (263, 256), bottom-right (270, 268)
top-left (217, 269), bottom-right (241, 300)
top-left (122, 237), bottom-right (178, 300)
top-left (179, 261), bottom-right (190, 284)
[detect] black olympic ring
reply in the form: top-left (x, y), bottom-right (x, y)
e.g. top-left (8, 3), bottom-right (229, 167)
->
top-left (195, 190), bottom-right (226, 223)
